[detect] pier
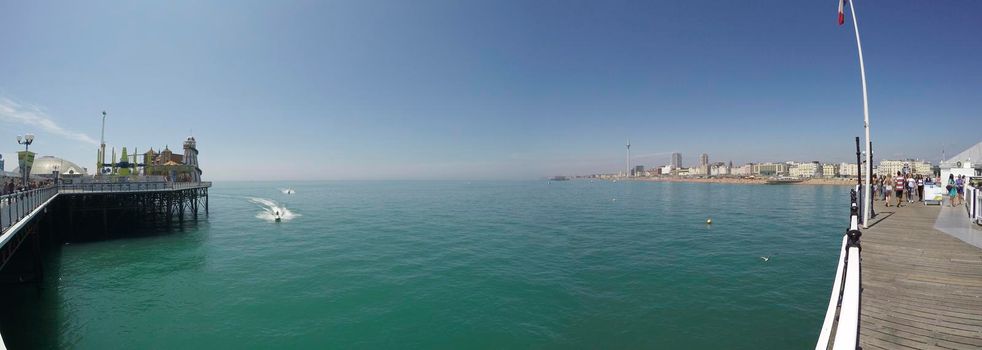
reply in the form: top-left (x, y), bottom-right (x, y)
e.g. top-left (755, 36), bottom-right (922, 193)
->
top-left (0, 180), bottom-right (210, 349)
top-left (1, 181), bottom-right (211, 272)
top-left (818, 186), bottom-right (982, 350)
top-left (858, 201), bottom-right (982, 349)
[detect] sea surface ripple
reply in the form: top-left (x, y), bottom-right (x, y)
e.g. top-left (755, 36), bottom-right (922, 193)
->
top-left (0, 180), bottom-right (848, 349)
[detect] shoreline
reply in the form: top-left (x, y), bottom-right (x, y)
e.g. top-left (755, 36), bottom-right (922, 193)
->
top-left (617, 177), bottom-right (857, 186)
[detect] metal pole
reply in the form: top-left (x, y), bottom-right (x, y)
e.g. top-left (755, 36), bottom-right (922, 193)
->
top-left (22, 142), bottom-right (28, 185)
top-left (855, 137), bottom-right (864, 225)
top-left (626, 138), bottom-right (631, 178)
top-left (100, 111), bottom-right (107, 168)
top-left (848, 0), bottom-right (873, 228)
top-left (855, 137), bottom-right (862, 189)
top-left (869, 141), bottom-right (875, 218)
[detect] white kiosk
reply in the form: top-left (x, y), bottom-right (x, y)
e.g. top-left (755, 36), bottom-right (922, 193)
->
top-left (939, 141), bottom-right (982, 207)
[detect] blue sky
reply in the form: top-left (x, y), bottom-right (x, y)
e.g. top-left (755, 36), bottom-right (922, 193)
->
top-left (1, 0), bottom-right (979, 180)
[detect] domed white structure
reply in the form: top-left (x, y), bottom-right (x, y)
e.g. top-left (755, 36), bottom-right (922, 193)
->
top-left (13, 156), bottom-right (88, 176)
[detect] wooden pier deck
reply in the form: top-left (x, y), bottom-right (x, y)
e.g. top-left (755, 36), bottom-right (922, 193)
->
top-left (860, 201), bottom-right (982, 349)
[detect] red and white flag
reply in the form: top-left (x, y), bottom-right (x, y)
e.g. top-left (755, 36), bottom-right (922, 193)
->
top-left (838, 0), bottom-right (848, 25)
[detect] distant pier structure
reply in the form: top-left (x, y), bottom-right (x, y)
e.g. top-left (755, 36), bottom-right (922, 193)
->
top-left (183, 137), bottom-right (201, 182)
top-left (0, 111), bottom-right (216, 346)
top-left (0, 135), bottom-right (212, 294)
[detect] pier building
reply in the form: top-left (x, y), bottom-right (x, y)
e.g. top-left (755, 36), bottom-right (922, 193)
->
top-left (143, 137), bottom-right (202, 182)
top-left (15, 156), bottom-right (87, 177)
top-left (940, 141), bottom-right (982, 182)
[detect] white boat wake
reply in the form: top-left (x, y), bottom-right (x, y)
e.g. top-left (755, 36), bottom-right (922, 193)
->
top-left (249, 197), bottom-right (300, 222)
top-left (280, 188), bottom-right (295, 194)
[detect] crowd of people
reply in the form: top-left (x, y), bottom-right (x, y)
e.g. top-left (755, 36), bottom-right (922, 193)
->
top-left (870, 172), bottom-right (969, 208)
top-left (0, 178), bottom-right (55, 196)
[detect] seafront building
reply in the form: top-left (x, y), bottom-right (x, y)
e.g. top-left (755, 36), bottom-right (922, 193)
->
top-left (730, 163), bottom-right (752, 176)
top-left (709, 162), bottom-right (729, 176)
top-left (594, 152), bottom-right (947, 181)
top-left (789, 161), bottom-right (822, 178)
top-left (839, 162), bottom-right (859, 177)
top-left (671, 153), bottom-right (682, 170)
top-left (699, 153), bottom-right (709, 175)
top-left (753, 162), bottom-right (789, 177)
top-left (875, 159), bottom-right (932, 177)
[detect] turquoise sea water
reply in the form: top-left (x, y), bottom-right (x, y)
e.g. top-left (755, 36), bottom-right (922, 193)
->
top-left (1, 181), bottom-right (849, 349)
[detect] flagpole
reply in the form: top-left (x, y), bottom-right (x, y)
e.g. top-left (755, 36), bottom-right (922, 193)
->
top-left (848, 0), bottom-right (873, 228)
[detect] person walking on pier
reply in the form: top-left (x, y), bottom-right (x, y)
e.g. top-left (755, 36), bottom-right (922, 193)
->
top-left (956, 175), bottom-right (966, 206)
top-left (871, 174), bottom-right (878, 200)
top-left (916, 175), bottom-right (925, 203)
top-left (894, 172), bottom-right (906, 207)
top-left (880, 175), bottom-right (893, 207)
top-left (883, 175), bottom-right (892, 206)
top-left (906, 175), bottom-right (916, 204)
top-left (947, 174), bottom-right (958, 207)
top-left (902, 174), bottom-right (910, 204)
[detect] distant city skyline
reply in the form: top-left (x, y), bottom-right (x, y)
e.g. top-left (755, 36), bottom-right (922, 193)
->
top-left (625, 150), bottom-right (947, 170)
top-left (1, 1), bottom-right (980, 180)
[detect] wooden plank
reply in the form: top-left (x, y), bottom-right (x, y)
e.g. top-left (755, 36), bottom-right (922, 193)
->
top-left (859, 202), bottom-right (982, 349)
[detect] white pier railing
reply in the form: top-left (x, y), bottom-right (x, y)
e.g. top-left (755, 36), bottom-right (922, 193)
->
top-left (57, 181), bottom-right (212, 193)
top-left (816, 189), bottom-right (863, 350)
top-left (0, 186), bottom-right (59, 274)
top-left (1, 182), bottom-right (211, 234)
top-left (0, 186), bottom-right (58, 235)
top-left (966, 185), bottom-right (980, 225)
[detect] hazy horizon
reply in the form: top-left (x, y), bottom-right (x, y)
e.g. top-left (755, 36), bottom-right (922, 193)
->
top-left (1, 1), bottom-right (980, 181)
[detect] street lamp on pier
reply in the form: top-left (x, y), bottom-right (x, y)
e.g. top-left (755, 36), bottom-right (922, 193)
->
top-left (16, 133), bottom-right (35, 185)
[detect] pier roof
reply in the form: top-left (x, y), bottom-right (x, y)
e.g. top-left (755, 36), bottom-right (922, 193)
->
top-left (946, 141), bottom-right (982, 164)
